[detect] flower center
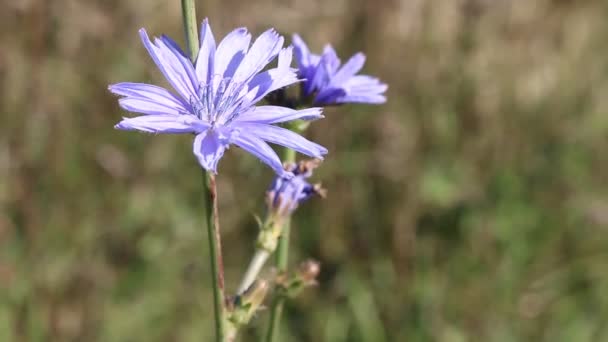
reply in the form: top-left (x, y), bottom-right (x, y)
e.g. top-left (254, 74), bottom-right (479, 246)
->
top-left (190, 75), bottom-right (251, 127)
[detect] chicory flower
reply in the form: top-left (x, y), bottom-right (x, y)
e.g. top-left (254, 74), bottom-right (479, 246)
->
top-left (292, 34), bottom-right (387, 106)
top-left (110, 20), bottom-right (328, 176)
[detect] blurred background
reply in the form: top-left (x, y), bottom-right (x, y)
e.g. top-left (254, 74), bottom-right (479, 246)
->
top-left (2, 0), bottom-right (608, 341)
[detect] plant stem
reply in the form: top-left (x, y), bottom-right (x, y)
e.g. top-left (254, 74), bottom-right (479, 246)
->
top-left (181, 0), bottom-right (199, 61)
top-left (203, 173), bottom-right (227, 342)
top-left (180, 2), bottom-right (227, 341)
top-left (265, 217), bottom-right (290, 342)
top-left (265, 144), bottom-right (297, 342)
top-left (237, 249), bottom-right (270, 294)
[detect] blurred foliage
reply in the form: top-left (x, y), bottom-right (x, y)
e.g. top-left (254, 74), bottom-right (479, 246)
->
top-left (2, 0), bottom-right (608, 341)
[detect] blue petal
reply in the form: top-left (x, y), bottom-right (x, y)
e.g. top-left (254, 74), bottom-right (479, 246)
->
top-left (159, 34), bottom-right (188, 58)
top-left (231, 131), bottom-right (286, 176)
top-left (235, 106), bottom-right (323, 124)
top-left (232, 29), bottom-right (284, 85)
top-left (292, 34), bottom-right (324, 96)
top-left (115, 114), bottom-right (208, 133)
top-left (321, 45), bottom-right (341, 74)
top-left (118, 98), bottom-right (182, 116)
top-left (344, 75), bottom-right (388, 92)
top-left (215, 28), bottom-right (251, 79)
top-left (246, 47), bottom-right (299, 103)
top-left (330, 52), bottom-right (365, 86)
top-left (139, 29), bottom-right (198, 101)
top-left (338, 94), bottom-right (387, 104)
top-left (193, 130), bottom-right (229, 173)
top-left (109, 82), bottom-right (188, 115)
top-left (195, 19), bottom-right (216, 85)
top-left (238, 123), bottom-right (328, 158)
top-left (277, 46), bottom-right (294, 69)
top-left (314, 87), bottom-right (347, 106)
top-left (306, 47), bottom-right (340, 96)
top-left (338, 75), bottom-right (388, 104)
top-left (292, 34), bottom-right (311, 67)
top-left (158, 35), bottom-right (199, 88)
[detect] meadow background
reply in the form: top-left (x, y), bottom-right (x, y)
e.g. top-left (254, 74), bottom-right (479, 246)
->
top-left (2, 0), bottom-right (608, 341)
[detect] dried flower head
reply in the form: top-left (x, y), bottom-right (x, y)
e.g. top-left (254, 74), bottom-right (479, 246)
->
top-left (297, 259), bottom-right (321, 285)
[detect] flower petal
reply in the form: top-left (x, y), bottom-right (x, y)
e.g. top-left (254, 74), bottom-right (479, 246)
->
top-left (193, 130), bottom-right (229, 173)
top-left (304, 46), bottom-right (340, 96)
top-left (115, 114), bottom-right (208, 134)
top-left (292, 34), bottom-right (311, 67)
top-left (337, 94), bottom-right (387, 104)
top-left (195, 19), bottom-right (216, 85)
top-left (336, 75), bottom-right (388, 104)
top-left (154, 36), bottom-right (199, 97)
top-left (118, 98), bottom-right (182, 116)
top-left (238, 123), bottom-right (328, 158)
top-left (231, 131), bottom-right (285, 175)
top-left (293, 35), bottom-right (322, 95)
top-left (232, 29), bottom-right (284, 85)
top-left (246, 70), bottom-right (299, 104)
top-left (314, 87), bottom-right (347, 106)
top-left (235, 106), bottom-right (323, 124)
top-left (330, 52), bottom-right (365, 86)
top-left (109, 82), bottom-right (188, 115)
top-left (158, 35), bottom-right (199, 88)
top-left (139, 29), bottom-right (198, 101)
top-left (277, 46), bottom-right (294, 70)
top-left (214, 28), bottom-right (251, 79)
top-left (292, 34), bottom-right (319, 95)
top-left (158, 34), bottom-right (187, 58)
top-left (246, 47), bottom-right (300, 103)
top-left (321, 45), bottom-right (341, 74)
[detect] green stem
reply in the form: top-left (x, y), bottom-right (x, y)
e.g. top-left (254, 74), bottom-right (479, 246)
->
top-left (237, 249), bottom-right (270, 294)
top-left (265, 130), bottom-right (299, 342)
top-left (181, 0), bottom-right (199, 61)
top-left (203, 173), bottom-right (227, 342)
top-left (180, 2), bottom-right (226, 341)
top-left (265, 216), bottom-right (290, 342)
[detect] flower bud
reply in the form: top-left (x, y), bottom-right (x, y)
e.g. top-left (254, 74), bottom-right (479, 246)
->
top-left (267, 159), bottom-right (325, 218)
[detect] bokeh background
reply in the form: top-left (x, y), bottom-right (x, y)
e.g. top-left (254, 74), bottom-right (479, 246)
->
top-left (2, 0), bottom-right (608, 341)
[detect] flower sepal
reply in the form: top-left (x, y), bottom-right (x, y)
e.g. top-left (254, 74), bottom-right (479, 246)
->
top-left (227, 280), bottom-right (270, 327)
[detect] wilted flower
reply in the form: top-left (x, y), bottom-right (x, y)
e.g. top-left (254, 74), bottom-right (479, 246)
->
top-left (267, 159), bottom-right (325, 216)
top-left (109, 20), bottom-right (328, 176)
top-left (296, 259), bottom-right (321, 285)
top-left (274, 259), bottom-right (321, 298)
top-left (292, 34), bottom-right (387, 106)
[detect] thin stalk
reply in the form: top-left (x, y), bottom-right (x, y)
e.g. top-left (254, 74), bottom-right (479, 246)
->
top-left (265, 145), bottom-right (297, 342)
top-left (265, 217), bottom-right (290, 342)
top-left (237, 249), bottom-right (271, 294)
top-left (181, 0), bottom-right (199, 61)
top-left (203, 173), bottom-right (227, 341)
top-left (180, 2), bottom-right (227, 341)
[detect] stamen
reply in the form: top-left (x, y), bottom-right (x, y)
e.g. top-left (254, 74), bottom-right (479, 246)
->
top-left (189, 75), bottom-right (252, 126)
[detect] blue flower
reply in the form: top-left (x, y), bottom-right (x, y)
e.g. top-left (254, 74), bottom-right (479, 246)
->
top-left (267, 160), bottom-right (325, 215)
top-left (109, 20), bottom-right (328, 176)
top-left (292, 34), bottom-right (387, 106)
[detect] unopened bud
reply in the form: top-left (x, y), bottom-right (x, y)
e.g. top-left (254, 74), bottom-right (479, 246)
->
top-left (266, 160), bottom-right (325, 218)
